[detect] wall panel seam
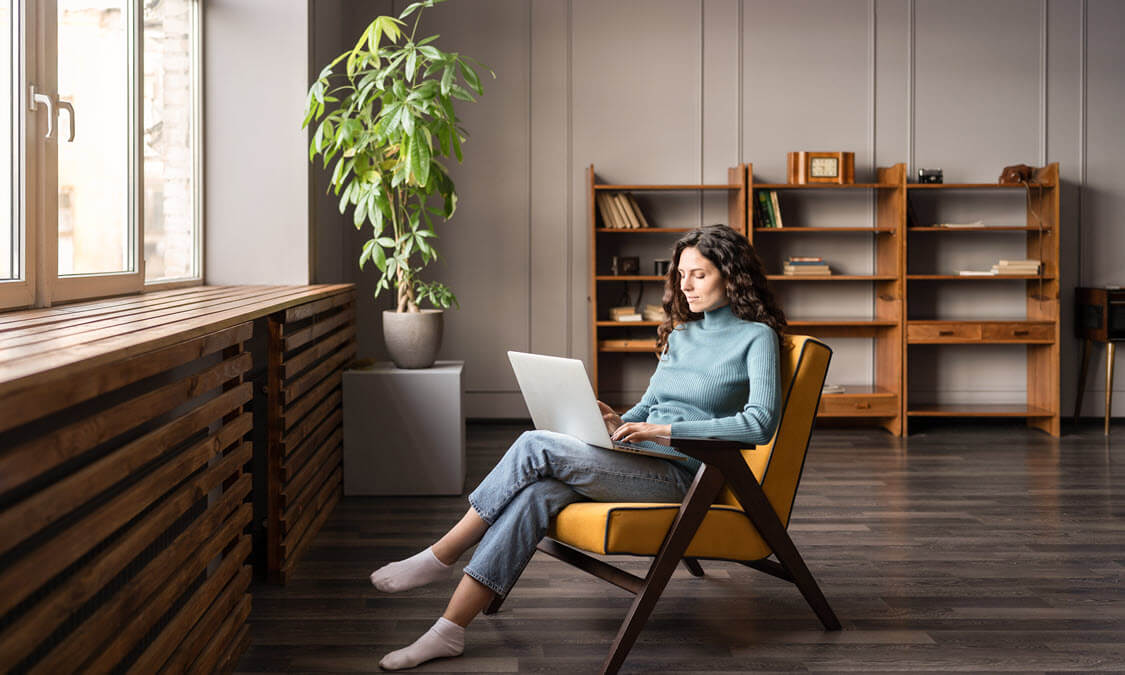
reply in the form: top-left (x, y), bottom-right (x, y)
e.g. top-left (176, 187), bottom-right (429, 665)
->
top-left (1079, 0), bottom-right (1086, 286)
top-left (567, 0), bottom-right (574, 356)
top-left (1040, 0), bottom-right (1047, 166)
top-left (527, 2), bottom-right (533, 352)
top-left (907, 0), bottom-right (915, 175)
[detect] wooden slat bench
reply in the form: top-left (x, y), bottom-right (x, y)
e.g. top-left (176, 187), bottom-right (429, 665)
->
top-left (0, 284), bottom-right (356, 673)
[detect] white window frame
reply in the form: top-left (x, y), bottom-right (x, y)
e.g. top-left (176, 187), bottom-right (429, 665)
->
top-left (0, 0), bottom-right (203, 311)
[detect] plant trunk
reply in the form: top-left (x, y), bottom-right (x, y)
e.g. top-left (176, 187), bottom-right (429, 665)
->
top-left (396, 268), bottom-right (418, 312)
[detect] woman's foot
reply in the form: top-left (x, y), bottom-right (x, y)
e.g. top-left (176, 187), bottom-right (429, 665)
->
top-left (379, 617), bottom-right (464, 670)
top-left (370, 547), bottom-right (454, 592)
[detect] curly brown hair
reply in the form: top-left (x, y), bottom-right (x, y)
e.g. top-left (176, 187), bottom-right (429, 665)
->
top-left (655, 225), bottom-right (787, 354)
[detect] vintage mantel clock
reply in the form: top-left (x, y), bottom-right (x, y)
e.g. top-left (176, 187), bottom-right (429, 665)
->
top-left (786, 151), bottom-right (856, 185)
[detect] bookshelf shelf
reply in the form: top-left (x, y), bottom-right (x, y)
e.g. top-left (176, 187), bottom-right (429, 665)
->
top-left (768, 275), bottom-right (899, 281)
top-left (908, 226), bottom-right (1049, 232)
top-left (594, 228), bottom-right (695, 234)
top-left (594, 184), bottom-right (740, 191)
top-left (595, 275), bottom-right (665, 281)
top-left (755, 183), bottom-right (898, 190)
top-left (789, 319), bottom-right (898, 327)
top-left (907, 182), bottom-right (1052, 190)
top-left (907, 274), bottom-right (1052, 281)
top-left (907, 404), bottom-right (1054, 417)
top-left (755, 226), bottom-right (897, 233)
top-left (596, 321), bottom-right (661, 327)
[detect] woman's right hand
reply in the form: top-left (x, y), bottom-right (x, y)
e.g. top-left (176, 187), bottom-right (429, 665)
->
top-left (596, 400), bottom-right (624, 436)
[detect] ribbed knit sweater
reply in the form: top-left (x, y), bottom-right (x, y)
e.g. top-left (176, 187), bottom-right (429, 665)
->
top-left (621, 304), bottom-right (781, 471)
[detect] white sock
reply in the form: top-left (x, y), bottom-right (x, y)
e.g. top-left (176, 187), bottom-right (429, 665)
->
top-left (370, 547), bottom-right (454, 593)
top-left (379, 617), bottom-right (465, 670)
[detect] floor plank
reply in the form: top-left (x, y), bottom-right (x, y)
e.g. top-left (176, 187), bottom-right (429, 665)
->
top-left (237, 421), bottom-right (1125, 673)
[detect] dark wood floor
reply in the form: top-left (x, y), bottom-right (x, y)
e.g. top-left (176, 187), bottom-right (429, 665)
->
top-left (236, 421), bottom-right (1125, 673)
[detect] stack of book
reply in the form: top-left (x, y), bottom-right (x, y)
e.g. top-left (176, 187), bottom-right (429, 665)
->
top-left (596, 192), bottom-right (651, 229)
top-left (609, 305), bottom-right (642, 322)
top-left (642, 304), bottom-right (666, 322)
top-left (991, 259), bottom-right (1040, 276)
top-left (783, 256), bottom-right (831, 276)
top-left (755, 190), bottom-right (784, 228)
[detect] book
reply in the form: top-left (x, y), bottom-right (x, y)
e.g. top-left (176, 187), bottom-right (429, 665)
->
top-left (596, 193), bottom-right (622, 228)
top-left (642, 303), bottom-right (666, 322)
top-left (609, 305), bottom-right (638, 318)
top-left (626, 194), bottom-right (651, 229)
top-left (958, 270), bottom-right (997, 276)
top-left (783, 265), bottom-right (831, 276)
top-left (770, 190), bottom-right (784, 228)
top-left (757, 191), bottom-right (775, 228)
top-left (613, 314), bottom-right (643, 322)
top-left (787, 256), bottom-right (823, 262)
top-left (822, 384), bottom-right (846, 394)
top-left (613, 193), bottom-right (639, 229)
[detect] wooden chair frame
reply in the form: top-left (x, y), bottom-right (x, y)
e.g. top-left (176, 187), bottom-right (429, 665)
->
top-left (485, 341), bottom-right (840, 674)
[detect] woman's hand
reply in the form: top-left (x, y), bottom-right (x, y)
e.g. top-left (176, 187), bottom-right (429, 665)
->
top-left (611, 422), bottom-right (672, 444)
top-left (596, 400), bottom-right (623, 436)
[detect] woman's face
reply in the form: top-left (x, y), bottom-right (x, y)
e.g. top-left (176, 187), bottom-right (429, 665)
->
top-left (678, 246), bottom-right (728, 313)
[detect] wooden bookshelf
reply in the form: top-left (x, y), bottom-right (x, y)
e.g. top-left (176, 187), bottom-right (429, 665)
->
top-left (588, 164), bottom-right (748, 401)
top-left (586, 161), bottom-right (1061, 437)
top-left (750, 163), bottom-right (907, 435)
top-left (903, 163), bottom-right (1060, 435)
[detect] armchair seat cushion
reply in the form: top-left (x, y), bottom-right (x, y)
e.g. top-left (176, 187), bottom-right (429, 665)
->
top-left (550, 501), bottom-right (772, 561)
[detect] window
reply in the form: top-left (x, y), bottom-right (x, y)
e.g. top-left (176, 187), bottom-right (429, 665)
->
top-left (0, 0), bottom-right (201, 311)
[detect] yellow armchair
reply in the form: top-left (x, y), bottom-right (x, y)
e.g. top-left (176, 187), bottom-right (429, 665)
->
top-left (485, 335), bottom-right (840, 674)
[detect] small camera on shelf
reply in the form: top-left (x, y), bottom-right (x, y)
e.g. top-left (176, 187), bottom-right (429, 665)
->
top-left (917, 168), bottom-right (943, 184)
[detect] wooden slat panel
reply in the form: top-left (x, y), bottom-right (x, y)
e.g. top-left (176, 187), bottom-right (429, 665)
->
top-left (281, 426), bottom-right (341, 510)
top-left (0, 407), bottom-right (251, 558)
top-left (281, 321), bottom-right (356, 380)
top-left (0, 284), bottom-right (352, 398)
top-left (34, 496), bottom-right (252, 674)
top-left (282, 443), bottom-right (341, 529)
top-left (0, 447), bottom-right (251, 667)
top-left (282, 290), bottom-right (352, 323)
top-left (164, 565), bottom-right (253, 675)
top-left (213, 621), bottom-right (252, 675)
top-left (0, 322), bottom-right (252, 433)
top-left (280, 487), bottom-right (341, 582)
top-left (281, 341), bottom-right (356, 405)
top-left (281, 391), bottom-right (341, 458)
top-left (128, 549), bottom-right (250, 674)
top-left (282, 371), bottom-right (342, 434)
top-left (0, 428), bottom-right (249, 618)
top-left (266, 317), bottom-right (285, 581)
top-left (187, 594), bottom-right (252, 675)
top-left (282, 465), bottom-right (342, 560)
top-left (282, 409), bottom-right (342, 478)
top-left (0, 354), bottom-right (250, 493)
top-left (282, 304), bottom-right (355, 353)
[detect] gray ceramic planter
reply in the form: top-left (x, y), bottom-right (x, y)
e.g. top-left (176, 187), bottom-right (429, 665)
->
top-left (382, 309), bottom-right (443, 369)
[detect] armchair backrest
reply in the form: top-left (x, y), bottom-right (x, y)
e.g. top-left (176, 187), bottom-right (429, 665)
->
top-left (716, 335), bottom-right (832, 527)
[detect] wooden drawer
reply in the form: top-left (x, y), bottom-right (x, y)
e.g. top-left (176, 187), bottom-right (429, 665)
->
top-left (981, 322), bottom-right (1054, 342)
top-left (907, 323), bottom-right (981, 342)
top-left (819, 395), bottom-right (898, 417)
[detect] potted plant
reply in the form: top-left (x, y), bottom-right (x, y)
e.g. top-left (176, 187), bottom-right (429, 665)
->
top-left (303, 0), bottom-right (490, 368)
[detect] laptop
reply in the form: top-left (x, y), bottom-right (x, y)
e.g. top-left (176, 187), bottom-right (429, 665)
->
top-left (507, 351), bottom-right (684, 461)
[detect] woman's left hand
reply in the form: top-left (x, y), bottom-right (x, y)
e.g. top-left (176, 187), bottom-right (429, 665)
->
top-left (611, 422), bottom-right (672, 444)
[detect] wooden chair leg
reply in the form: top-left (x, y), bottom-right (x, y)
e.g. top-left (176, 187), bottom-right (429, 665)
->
top-left (682, 558), bottom-right (704, 577)
top-left (1075, 338), bottom-right (1091, 423)
top-left (483, 592), bottom-right (506, 615)
top-left (721, 461), bottom-right (841, 631)
top-left (601, 465), bottom-right (724, 675)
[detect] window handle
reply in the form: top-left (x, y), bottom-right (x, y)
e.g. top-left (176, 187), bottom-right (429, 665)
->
top-left (57, 99), bottom-right (76, 142)
top-left (28, 85), bottom-right (55, 139)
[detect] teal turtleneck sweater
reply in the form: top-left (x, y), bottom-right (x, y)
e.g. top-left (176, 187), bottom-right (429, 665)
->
top-left (621, 304), bottom-right (781, 471)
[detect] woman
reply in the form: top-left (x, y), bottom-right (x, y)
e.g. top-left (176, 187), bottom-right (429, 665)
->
top-left (373, 224), bottom-right (787, 670)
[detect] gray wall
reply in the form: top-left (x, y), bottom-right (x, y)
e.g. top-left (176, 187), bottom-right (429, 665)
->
top-left (205, 0), bottom-right (311, 285)
top-left (312, 0), bottom-right (1125, 418)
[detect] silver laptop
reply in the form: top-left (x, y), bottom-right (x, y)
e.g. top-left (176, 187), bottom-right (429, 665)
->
top-left (507, 351), bottom-right (684, 461)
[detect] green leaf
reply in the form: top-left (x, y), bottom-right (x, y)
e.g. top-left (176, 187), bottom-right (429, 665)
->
top-left (399, 1), bottom-right (425, 19)
top-left (414, 127), bottom-right (431, 187)
top-left (376, 237), bottom-right (396, 247)
top-left (373, 244), bottom-right (387, 272)
top-left (459, 61), bottom-right (482, 95)
top-left (359, 238), bottom-right (375, 269)
top-left (441, 64), bottom-right (454, 97)
top-left (354, 194), bottom-right (368, 226)
top-left (418, 45), bottom-right (441, 61)
top-left (405, 48), bottom-right (417, 81)
top-left (452, 128), bottom-right (463, 162)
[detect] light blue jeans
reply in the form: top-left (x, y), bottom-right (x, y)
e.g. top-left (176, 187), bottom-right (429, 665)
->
top-left (463, 429), bottom-right (697, 596)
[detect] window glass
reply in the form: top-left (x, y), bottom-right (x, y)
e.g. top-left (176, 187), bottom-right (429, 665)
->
top-left (143, 0), bottom-right (195, 282)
